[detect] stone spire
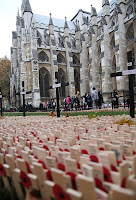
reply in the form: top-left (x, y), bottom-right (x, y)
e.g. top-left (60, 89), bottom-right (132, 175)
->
top-left (24, 0), bottom-right (32, 14)
top-left (64, 17), bottom-right (69, 29)
top-left (49, 13), bottom-right (53, 25)
top-left (17, 8), bottom-right (20, 17)
top-left (16, 9), bottom-right (20, 26)
top-left (102, 0), bottom-right (110, 7)
top-left (91, 5), bottom-right (97, 17)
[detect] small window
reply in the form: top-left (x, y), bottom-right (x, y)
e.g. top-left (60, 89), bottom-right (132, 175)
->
top-left (38, 51), bottom-right (49, 62)
top-left (57, 53), bottom-right (65, 63)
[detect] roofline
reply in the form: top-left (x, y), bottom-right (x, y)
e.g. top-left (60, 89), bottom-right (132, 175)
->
top-left (71, 9), bottom-right (91, 21)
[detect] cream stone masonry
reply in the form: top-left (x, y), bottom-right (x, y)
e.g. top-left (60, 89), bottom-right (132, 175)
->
top-left (10, 0), bottom-right (136, 107)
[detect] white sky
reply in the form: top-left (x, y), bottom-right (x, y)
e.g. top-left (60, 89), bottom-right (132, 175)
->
top-left (0, 0), bottom-right (103, 59)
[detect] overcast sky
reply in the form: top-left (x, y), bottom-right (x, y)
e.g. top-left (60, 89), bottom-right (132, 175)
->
top-left (0, 0), bottom-right (103, 59)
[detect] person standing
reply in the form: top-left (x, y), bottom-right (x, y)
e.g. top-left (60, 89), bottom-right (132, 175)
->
top-left (98, 90), bottom-right (103, 109)
top-left (86, 92), bottom-right (93, 109)
top-left (91, 87), bottom-right (99, 109)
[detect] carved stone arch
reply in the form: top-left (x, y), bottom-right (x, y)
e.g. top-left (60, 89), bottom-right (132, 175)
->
top-left (39, 67), bottom-right (51, 97)
top-left (74, 69), bottom-right (80, 94)
top-left (58, 68), bottom-right (66, 97)
top-left (37, 31), bottom-right (42, 47)
top-left (126, 23), bottom-right (134, 40)
top-left (73, 54), bottom-right (80, 65)
top-left (38, 51), bottom-right (49, 62)
top-left (57, 53), bottom-right (65, 63)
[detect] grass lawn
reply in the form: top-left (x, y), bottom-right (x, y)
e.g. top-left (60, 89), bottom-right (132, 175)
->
top-left (1, 110), bottom-right (135, 117)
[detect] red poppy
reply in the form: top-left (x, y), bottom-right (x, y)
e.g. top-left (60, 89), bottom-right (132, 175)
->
top-left (86, 129), bottom-right (88, 133)
top-left (103, 166), bottom-right (113, 183)
top-left (17, 155), bottom-right (22, 159)
top-left (27, 139), bottom-right (30, 142)
top-left (48, 137), bottom-right (50, 141)
top-left (77, 135), bottom-right (80, 140)
top-left (20, 171), bottom-right (31, 189)
top-left (99, 147), bottom-right (105, 151)
top-left (39, 140), bottom-right (43, 143)
top-left (117, 160), bottom-right (122, 165)
top-left (121, 177), bottom-right (127, 188)
top-left (55, 137), bottom-right (59, 143)
top-left (0, 164), bottom-right (6, 177)
top-left (110, 165), bottom-right (118, 172)
top-left (122, 155), bottom-right (126, 160)
top-left (46, 170), bottom-right (53, 181)
top-left (31, 131), bottom-right (34, 135)
top-left (81, 149), bottom-right (88, 155)
top-left (95, 177), bottom-right (108, 193)
top-left (58, 163), bottom-right (65, 171)
top-left (59, 148), bottom-right (63, 152)
top-left (13, 137), bottom-right (15, 143)
top-left (66, 172), bottom-right (77, 190)
top-left (53, 184), bottom-right (71, 200)
top-left (49, 151), bottom-right (51, 156)
top-left (64, 149), bottom-right (69, 152)
top-left (25, 161), bottom-right (32, 174)
top-left (90, 155), bottom-right (99, 163)
top-left (30, 142), bottom-right (32, 150)
top-left (43, 145), bottom-right (49, 151)
top-left (133, 151), bottom-right (136, 155)
top-left (38, 160), bottom-right (47, 169)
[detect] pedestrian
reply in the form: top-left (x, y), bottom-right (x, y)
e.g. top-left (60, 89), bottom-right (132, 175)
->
top-left (98, 90), bottom-right (103, 109)
top-left (86, 92), bottom-right (93, 109)
top-left (91, 87), bottom-right (99, 109)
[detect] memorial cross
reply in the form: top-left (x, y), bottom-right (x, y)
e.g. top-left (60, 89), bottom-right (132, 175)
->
top-left (110, 51), bottom-right (136, 118)
top-left (48, 72), bottom-right (69, 117)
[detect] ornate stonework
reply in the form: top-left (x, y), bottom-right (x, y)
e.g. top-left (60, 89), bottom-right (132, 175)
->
top-left (10, 0), bottom-right (136, 107)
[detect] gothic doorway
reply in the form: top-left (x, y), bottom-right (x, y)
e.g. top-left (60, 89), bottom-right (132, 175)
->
top-left (74, 69), bottom-right (80, 94)
top-left (39, 67), bottom-right (50, 97)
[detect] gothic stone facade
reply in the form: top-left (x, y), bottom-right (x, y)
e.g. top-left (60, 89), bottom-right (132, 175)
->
top-left (10, 0), bottom-right (136, 107)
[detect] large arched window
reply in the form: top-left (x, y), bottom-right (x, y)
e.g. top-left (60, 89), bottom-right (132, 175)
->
top-left (38, 51), bottom-right (49, 62)
top-left (74, 69), bottom-right (80, 94)
top-left (39, 68), bottom-right (50, 97)
top-left (73, 55), bottom-right (80, 65)
top-left (57, 53), bottom-right (65, 63)
top-left (58, 68), bottom-right (66, 97)
top-left (126, 24), bottom-right (134, 40)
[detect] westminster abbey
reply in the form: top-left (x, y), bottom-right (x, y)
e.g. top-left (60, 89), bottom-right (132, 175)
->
top-left (10, 0), bottom-right (136, 107)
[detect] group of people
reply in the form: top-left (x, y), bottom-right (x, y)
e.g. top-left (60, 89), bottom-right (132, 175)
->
top-left (39, 87), bottom-right (103, 112)
top-left (39, 99), bottom-right (56, 111)
top-left (64, 88), bottom-right (103, 111)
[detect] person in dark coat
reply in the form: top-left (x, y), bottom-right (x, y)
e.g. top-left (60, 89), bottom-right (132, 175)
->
top-left (98, 90), bottom-right (103, 109)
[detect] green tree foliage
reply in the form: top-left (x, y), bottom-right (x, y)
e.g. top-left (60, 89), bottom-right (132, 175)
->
top-left (0, 56), bottom-right (11, 100)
